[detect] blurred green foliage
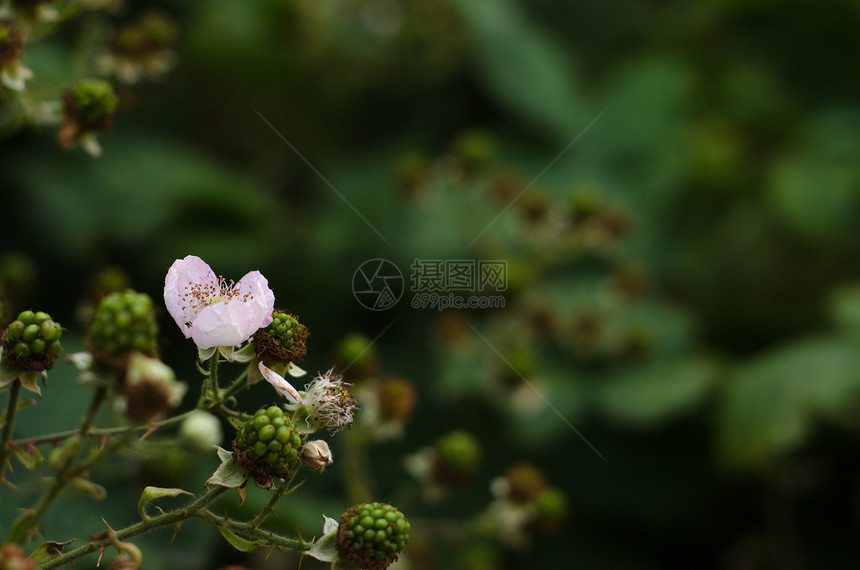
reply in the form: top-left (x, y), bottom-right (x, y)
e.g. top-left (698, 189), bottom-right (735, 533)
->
top-left (3, 0), bottom-right (860, 569)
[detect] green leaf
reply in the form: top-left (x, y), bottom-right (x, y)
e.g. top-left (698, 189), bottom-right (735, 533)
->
top-left (12, 445), bottom-right (43, 470)
top-left (29, 539), bottom-right (76, 565)
top-left (766, 111), bottom-right (860, 241)
top-left (448, 0), bottom-right (589, 140)
top-left (217, 527), bottom-right (261, 552)
top-left (597, 357), bottom-right (717, 426)
top-left (829, 282), bottom-right (860, 334)
top-left (138, 486), bottom-right (194, 521)
top-left (718, 336), bottom-right (860, 469)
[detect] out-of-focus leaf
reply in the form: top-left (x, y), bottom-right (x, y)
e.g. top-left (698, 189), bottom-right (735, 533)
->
top-left (0, 397), bottom-right (36, 429)
top-left (9, 133), bottom-right (280, 270)
top-left (829, 282), bottom-right (860, 334)
top-left (766, 111), bottom-right (860, 241)
top-left (718, 336), bottom-right (860, 469)
top-left (597, 357), bottom-right (717, 426)
top-left (449, 0), bottom-right (590, 140)
top-left (12, 445), bottom-right (43, 471)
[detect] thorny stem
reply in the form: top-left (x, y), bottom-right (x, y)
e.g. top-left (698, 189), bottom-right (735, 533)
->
top-left (198, 510), bottom-right (314, 552)
top-left (0, 379), bottom-right (22, 481)
top-left (215, 368), bottom-right (250, 407)
top-left (8, 385), bottom-right (108, 543)
top-left (249, 464), bottom-right (302, 530)
top-left (8, 409), bottom-right (196, 449)
top-left (40, 486), bottom-right (231, 570)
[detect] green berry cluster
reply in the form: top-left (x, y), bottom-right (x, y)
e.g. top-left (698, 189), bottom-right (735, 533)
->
top-left (234, 406), bottom-right (303, 484)
top-left (88, 290), bottom-right (158, 368)
top-left (252, 310), bottom-right (308, 364)
top-left (2, 310), bottom-right (62, 370)
top-left (336, 502), bottom-right (411, 570)
top-left (63, 79), bottom-right (118, 129)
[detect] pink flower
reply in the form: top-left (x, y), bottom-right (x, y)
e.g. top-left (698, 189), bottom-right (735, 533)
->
top-left (164, 255), bottom-right (275, 349)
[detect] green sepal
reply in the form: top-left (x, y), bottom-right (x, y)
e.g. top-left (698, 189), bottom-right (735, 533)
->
top-left (12, 445), bottom-right (43, 470)
top-left (306, 516), bottom-right (339, 562)
top-left (29, 539), bottom-right (76, 565)
top-left (232, 342), bottom-right (256, 363)
top-left (69, 476), bottom-right (107, 500)
top-left (217, 345), bottom-right (235, 362)
top-left (138, 486), bottom-right (194, 521)
top-left (206, 446), bottom-right (248, 488)
top-left (198, 346), bottom-right (217, 362)
top-left (18, 370), bottom-right (44, 396)
top-left (0, 355), bottom-right (19, 387)
top-left (217, 526), bottom-right (262, 552)
top-left (332, 557), bottom-right (361, 570)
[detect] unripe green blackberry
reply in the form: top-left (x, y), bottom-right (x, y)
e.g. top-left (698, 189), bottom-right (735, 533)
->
top-left (63, 79), bottom-right (118, 130)
top-left (251, 310), bottom-right (308, 365)
top-left (87, 290), bottom-right (158, 371)
top-left (334, 332), bottom-right (379, 379)
top-left (433, 431), bottom-right (480, 485)
top-left (504, 462), bottom-right (547, 503)
top-left (1, 310), bottom-right (63, 371)
top-left (530, 487), bottom-right (568, 534)
top-left (378, 375), bottom-right (416, 421)
top-left (336, 502), bottom-right (410, 570)
top-left (233, 406), bottom-right (303, 488)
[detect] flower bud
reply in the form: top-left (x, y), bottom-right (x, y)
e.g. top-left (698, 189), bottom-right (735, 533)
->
top-left (451, 129), bottom-right (495, 176)
top-left (122, 353), bottom-right (186, 424)
top-left (336, 502), bottom-right (411, 570)
top-left (252, 310), bottom-right (308, 365)
top-left (88, 290), bottom-right (158, 372)
top-left (179, 410), bottom-right (222, 454)
top-left (432, 431), bottom-right (480, 485)
top-left (0, 543), bottom-right (37, 570)
top-left (1, 310), bottom-right (63, 371)
top-left (97, 10), bottom-right (178, 84)
top-left (107, 556), bottom-right (138, 570)
top-left (300, 440), bottom-right (332, 473)
top-left (0, 23), bottom-right (32, 92)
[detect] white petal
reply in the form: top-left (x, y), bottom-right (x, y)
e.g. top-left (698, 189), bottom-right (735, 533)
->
top-left (258, 361), bottom-right (305, 404)
top-left (164, 256), bottom-right (217, 339)
top-left (287, 362), bottom-right (307, 377)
